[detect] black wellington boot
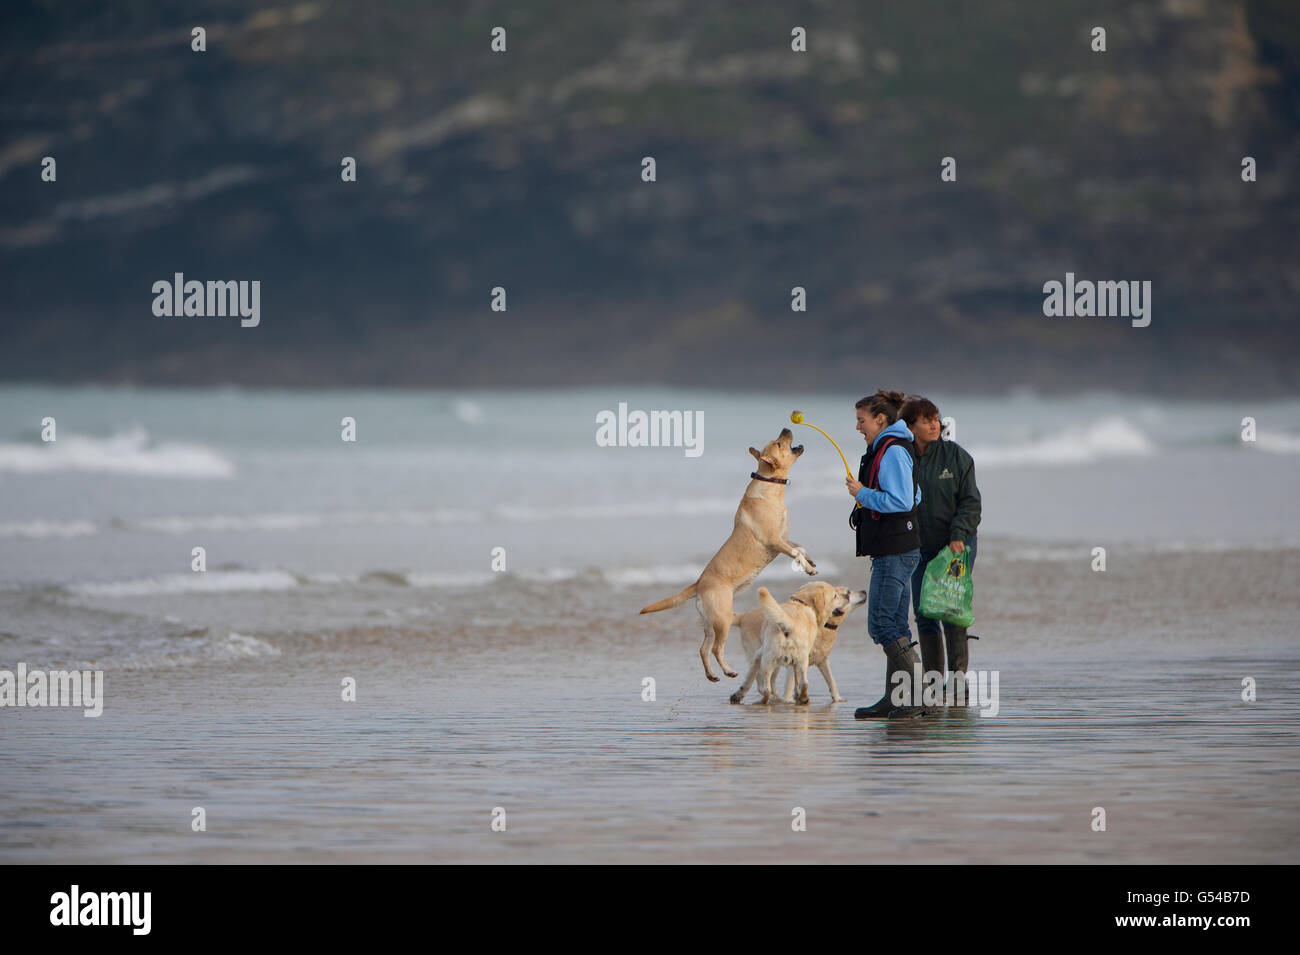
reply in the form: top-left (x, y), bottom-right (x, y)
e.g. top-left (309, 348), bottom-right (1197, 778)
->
top-left (855, 637), bottom-right (926, 719)
top-left (943, 622), bottom-right (969, 675)
top-left (917, 631), bottom-right (945, 690)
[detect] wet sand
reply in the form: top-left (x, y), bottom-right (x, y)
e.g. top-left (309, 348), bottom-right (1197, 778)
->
top-left (4, 546), bottom-right (1298, 863)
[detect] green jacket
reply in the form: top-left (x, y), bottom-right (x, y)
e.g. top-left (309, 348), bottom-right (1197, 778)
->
top-left (912, 436), bottom-right (981, 552)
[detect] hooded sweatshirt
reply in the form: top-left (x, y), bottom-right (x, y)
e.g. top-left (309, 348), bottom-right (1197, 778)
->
top-left (854, 419), bottom-right (922, 513)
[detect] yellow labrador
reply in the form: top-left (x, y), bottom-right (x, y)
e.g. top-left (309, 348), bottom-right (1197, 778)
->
top-left (639, 427), bottom-right (816, 682)
top-left (730, 583), bottom-right (867, 703)
top-left (727, 582), bottom-right (851, 705)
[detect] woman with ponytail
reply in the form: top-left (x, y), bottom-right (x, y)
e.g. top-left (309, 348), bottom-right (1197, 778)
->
top-left (845, 389), bottom-right (926, 719)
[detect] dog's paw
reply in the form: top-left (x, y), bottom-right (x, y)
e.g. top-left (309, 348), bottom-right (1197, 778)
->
top-left (729, 692), bottom-right (744, 704)
top-left (832, 695), bottom-right (846, 703)
top-left (705, 672), bottom-right (720, 683)
top-left (723, 666), bottom-right (738, 678)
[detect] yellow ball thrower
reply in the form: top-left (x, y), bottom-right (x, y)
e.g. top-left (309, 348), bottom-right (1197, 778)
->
top-left (790, 410), bottom-right (861, 508)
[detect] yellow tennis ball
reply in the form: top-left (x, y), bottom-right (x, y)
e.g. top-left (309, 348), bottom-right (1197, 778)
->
top-left (790, 410), bottom-right (804, 424)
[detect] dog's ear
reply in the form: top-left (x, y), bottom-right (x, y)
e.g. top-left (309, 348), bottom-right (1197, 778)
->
top-left (748, 447), bottom-right (761, 462)
top-left (810, 585), bottom-right (833, 620)
top-left (749, 446), bottom-right (775, 466)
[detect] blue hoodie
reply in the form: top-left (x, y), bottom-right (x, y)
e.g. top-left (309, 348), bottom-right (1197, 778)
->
top-left (854, 419), bottom-right (922, 514)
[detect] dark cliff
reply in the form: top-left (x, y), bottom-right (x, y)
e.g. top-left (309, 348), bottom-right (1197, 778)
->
top-left (1, 0), bottom-right (1297, 394)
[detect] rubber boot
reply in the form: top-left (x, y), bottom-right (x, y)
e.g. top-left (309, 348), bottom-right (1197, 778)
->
top-left (942, 622), bottom-right (970, 705)
top-left (943, 623), bottom-right (969, 675)
top-left (917, 631), bottom-right (945, 687)
top-left (853, 641), bottom-right (897, 719)
top-left (855, 637), bottom-right (926, 719)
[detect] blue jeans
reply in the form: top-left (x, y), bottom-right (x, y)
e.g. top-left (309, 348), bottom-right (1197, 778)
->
top-left (867, 549), bottom-right (921, 647)
top-left (912, 535), bottom-right (977, 636)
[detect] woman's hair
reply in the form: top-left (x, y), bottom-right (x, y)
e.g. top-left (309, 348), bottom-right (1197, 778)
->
top-left (855, 389), bottom-right (907, 424)
top-left (900, 395), bottom-right (941, 426)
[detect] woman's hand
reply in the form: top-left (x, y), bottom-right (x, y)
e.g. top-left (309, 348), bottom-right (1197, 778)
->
top-left (949, 540), bottom-right (965, 554)
top-left (845, 477), bottom-right (863, 497)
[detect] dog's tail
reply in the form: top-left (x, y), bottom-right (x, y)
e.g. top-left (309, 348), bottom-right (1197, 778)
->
top-left (638, 582), bottom-right (699, 615)
top-left (757, 586), bottom-right (794, 637)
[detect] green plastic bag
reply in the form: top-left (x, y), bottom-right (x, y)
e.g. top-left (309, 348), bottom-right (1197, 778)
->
top-left (919, 546), bottom-right (974, 627)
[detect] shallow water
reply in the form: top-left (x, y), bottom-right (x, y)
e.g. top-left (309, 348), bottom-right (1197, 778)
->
top-left (3, 550), bottom-right (1298, 863)
top-left (2, 386), bottom-right (1298, 862)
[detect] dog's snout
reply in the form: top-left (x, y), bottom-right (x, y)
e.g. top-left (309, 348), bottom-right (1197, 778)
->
top-left (779, 428), bottom-right (792, 440)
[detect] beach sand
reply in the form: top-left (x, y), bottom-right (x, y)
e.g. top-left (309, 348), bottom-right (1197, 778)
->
top-left (4, 546), bottom-right (1298, 864)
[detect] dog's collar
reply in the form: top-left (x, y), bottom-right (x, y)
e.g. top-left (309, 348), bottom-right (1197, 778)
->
top-left (750, 471), bottom-right (788, 485)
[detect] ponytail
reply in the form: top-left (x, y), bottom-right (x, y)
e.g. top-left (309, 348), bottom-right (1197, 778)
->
top-left (855, 389), bottom-right (906, 425)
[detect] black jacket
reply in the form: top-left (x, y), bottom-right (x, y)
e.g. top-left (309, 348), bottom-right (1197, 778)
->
top-left (912, 437), bottom-right (981, 552)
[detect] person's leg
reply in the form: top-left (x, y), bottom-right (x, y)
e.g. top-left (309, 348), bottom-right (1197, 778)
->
top-left (866, 552), bottom-right (912, 648)
top-left (887, 549), bottom-right (925, 716)
top-left (856, 551), bottom-right (925, 719)
top-left (912, 547), bottom-right (944, 681)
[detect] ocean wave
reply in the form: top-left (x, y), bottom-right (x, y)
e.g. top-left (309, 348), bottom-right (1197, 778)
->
top-left (133, 509), bottom-right (482, 534)
top-left (601, 558), bottom-right (842, 588)
top-left (1255, 431), bottom-right (1300, 455)
top-left (0, 520), bottom-right (99, 539)
top-left (104, 631), bottom-right (282, 670)
top-left (69, 569), bottom-right (299, 598)
top-left (494, 498), bottom-right (740, 522)
top-left (24, 499), bottom-right (745, 540)
top-left (966, 417), bottom-right (1154, 468)
top-left (993, 539), bottom-right (1300, 562)
top-left (404, 570), bottom-right (498, 588)
top-left (59, 558), bottom-right (849, 600)
top-left (0, 427), bottom-right (234, 477)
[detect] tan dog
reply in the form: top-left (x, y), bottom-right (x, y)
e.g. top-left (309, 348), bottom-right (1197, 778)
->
top-left (729, 584), bottom-right (867, 703)
top-left (639, 427), bottom-right (817, 682)
top-left (727, 583), bottom-right (850, 704)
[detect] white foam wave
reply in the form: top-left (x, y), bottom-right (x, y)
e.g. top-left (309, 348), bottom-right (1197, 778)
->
top-left (602, 563), bottom-right (705, 587)
top-left (404, 570), bottom-right (497, 588)
top-left (495, 498), bottom-right (740, 522)
top-left (453, 399), bottom-right (485, 423)
top-left (600, 558), bottom-right (841, 588)
top-left (70, 570), bottom-right (299, 598)
top-left (0, 500), bottom-right (743, 541)
top-left (1255, 431), bottom-right (1300, 455)
top-left (967, 417), bottom-right (1154, 468)
top-left (0, 520), bottom-right (99, 539)
top-left (132, 508), bottom-right (484, 534)
top-left (993, 539), bottom-right (1300, 562)
top-left (220, 632), bottom-right (282, 658)
top-left (105, 631), bottom-right (282, 670)
top-left (0, 427), bottom-right (234, 477)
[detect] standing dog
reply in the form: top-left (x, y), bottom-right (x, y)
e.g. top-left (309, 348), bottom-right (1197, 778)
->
top-left (727, 582), bottom-right (849, 704)
top-left (730, 584), bottom-right (867, 703)
top-left (639, 428), bottom-right (817, 682)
